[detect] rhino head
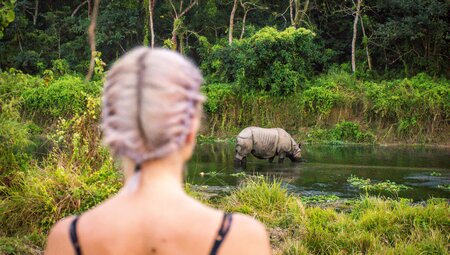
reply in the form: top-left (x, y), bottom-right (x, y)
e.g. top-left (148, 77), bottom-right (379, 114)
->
top-left (288, 138), bottom-right (303, 162)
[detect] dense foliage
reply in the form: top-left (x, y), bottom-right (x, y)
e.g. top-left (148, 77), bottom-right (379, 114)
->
top-left (202, 70), bottom-right (449, 142)
top-left (0, 0), bottom-right (448, 76)
top-left (201, 27), bottom-right (329, 94)
top-left (0, 1), bottom-right (449, 254)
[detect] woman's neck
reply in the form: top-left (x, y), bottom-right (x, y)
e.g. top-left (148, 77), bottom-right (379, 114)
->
top-left (122, 153), bottom-right (186, 196)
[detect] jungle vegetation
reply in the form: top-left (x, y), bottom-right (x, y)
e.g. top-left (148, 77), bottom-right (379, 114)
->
top-left (0, 0), bottom-right (449, 254)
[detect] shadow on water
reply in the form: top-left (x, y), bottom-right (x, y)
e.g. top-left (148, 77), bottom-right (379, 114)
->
top-left (187, 143), bottom-right (450, 201)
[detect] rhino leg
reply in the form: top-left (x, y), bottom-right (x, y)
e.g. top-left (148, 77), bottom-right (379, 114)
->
top-left (278, 152), bottom-right (286, 163)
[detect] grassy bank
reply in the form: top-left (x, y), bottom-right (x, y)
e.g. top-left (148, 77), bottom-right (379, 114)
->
top-left (0, 66), bottom-right (449, 254)
top-left (2, 174), bottom-right (449, 254)
top-left (201, 70), bottom-right (449, 144)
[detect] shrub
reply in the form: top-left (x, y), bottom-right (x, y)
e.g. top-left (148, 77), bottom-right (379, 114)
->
top-left (0, 99), bottom-right (33, 179)
top-left (0, 70), bottom-right (44, 102)
top-left (1, 97), bottom-right (121, 245)
top-left (363, 73), bottom-right (450, 137)
top-left (22, 75), bottom-right (101, 120)
top-left (201, 27), bottom-right (330, 94)
top-left (201, 83), bottom-right (234, 114)
top-left (307, 121), bottom-right (375, 144)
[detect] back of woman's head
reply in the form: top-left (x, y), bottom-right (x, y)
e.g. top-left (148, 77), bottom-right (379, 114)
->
top-left (102, 47), bottom-right (204, 164)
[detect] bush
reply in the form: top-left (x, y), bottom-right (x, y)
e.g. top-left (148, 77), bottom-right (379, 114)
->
top-left (22, 75), bottom-right (101, 120)
top-left (201, 27), bottom-right (331, 94)
top-left (201, 83), bottom-right (234, 114)
top-left (0, 70), bottom-right (44, 102)
top-left (1, 98), bottom-right (121, 246)
top-left (363, 73), bottom-right (450, 137)
top-left (0, 99), bottom-right (33, 179)
top-left (307, 121), bottom-right (376, 144)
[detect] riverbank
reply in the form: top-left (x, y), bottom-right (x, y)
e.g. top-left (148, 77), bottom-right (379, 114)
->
top-left (1, 67), bottom-right (449, 254)
top-left (2, 178), bottom-right (448, 255)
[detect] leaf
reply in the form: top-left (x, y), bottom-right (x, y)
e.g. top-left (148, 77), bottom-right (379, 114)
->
top-left (6, 11), bottom-right (15, 23)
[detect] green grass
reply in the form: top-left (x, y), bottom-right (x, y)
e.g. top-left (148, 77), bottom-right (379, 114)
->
top-left (0, 69), bottom-right (449, 254)
top-left (218, 178), bottom-right (449, 255)
top-left (1, 175), bottom-right (449, 255)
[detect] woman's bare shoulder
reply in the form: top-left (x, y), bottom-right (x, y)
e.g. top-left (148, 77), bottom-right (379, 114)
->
top-left (225, 213), bottom-right (272, 254)
top-left (45, 216), bottom-right (76, 255)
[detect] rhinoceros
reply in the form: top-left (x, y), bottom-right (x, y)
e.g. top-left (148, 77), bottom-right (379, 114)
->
top-left (234, 127), bottom-right (303, 166)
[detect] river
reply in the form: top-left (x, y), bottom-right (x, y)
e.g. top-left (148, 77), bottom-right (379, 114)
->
top-left (187, 143), bottom-right (450, 201)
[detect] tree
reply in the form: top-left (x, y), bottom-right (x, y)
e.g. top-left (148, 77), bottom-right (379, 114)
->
top-left (0, 0), bottom-right (16, 39)
top-left (168, 0), bottom-right (197, 52)
top-left (86, 0), bottom-right (100, 82)
top-left (290, 0), bottom-right (309, 28)
top-left (239, 0), bottom-right (266, 39)
top-left (351, 0), bottom-right (361, 73)
top-left (228, 0), bottom-right (238, 45)
top-left (360, 14), bottom-right (371, 71)
top-left (143, 0), bottom-right (157, 48)
top-left (149, 0), bottom-right (156, 48)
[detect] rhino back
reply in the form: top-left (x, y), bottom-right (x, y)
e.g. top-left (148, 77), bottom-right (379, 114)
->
top-left (250, 127), bottom-right (278, 158)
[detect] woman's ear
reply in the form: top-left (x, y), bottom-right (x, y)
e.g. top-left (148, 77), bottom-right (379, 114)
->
top-left (185, 116), bottom-right (200, 146)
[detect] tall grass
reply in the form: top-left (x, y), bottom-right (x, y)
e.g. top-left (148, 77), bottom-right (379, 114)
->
top-left (219, 178), bottom-right (449, 255)
top-left (0, 96), bottom-right (122, 248)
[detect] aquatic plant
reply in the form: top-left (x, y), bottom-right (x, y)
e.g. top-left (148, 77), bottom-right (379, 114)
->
top-left (230, 172), bottom-right (247, 178)
top-left (301, 195), bottom-right (340, 204)
top-left (430, 171), bottom-right (442, 177)
top-left (437, 184), bottom-right (450, 191)
top-left (347, 175), bottom-right (410, 197)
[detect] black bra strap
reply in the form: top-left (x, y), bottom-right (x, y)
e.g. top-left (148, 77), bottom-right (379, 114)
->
top-left (69, 216), bottom-right (82, 255)
top-left (210, 213), bottom-right (233, 255)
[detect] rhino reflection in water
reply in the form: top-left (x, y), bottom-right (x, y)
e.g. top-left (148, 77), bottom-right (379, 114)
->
top-left (234, 127), bottom-right (303, 167)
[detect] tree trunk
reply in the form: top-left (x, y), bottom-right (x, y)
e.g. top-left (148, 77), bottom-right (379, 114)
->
top-left (289, 0), bottom-right (294, 26)
top-left (240, 9), bottom-right (249, 39)
top-left (360, 15), bottom-right (372, 71)
top-left (168, 0), bottom-right (197, 52)
top-left (85, 0), bottom-right (99, 82)
top-left (299, 0), bottom-right (309, 24)
top-left (33, 0), bottom-right (39, 25)
top-left (229, 0), bottom-right (238, 45)
top-left (293, 0), bottom-right (301, 28)
top-left (179, 33), bottom-right (184, 54)
top-left (88, 0), bottom-right (92, 17)
top-left (149, 0), bottom-right (155, 48)
top-left (351, 0), bottom-right (361, 73)
top-left (171, 22), bottom-right (178, 51)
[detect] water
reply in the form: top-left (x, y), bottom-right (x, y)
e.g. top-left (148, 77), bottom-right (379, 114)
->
top-left (187, 143), bottom-right (450, 201)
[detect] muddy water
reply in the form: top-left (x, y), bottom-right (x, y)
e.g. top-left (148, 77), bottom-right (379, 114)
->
top-left (187, 143), bottom-right (450, 201)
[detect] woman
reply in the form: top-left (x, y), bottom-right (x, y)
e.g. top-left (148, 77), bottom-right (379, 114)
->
top-left (45, 47), bottom-right (271, 255)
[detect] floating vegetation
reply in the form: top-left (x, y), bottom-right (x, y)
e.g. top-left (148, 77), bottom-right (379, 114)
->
top-left (430, 171), bottom-right (442, 177)
top-left (347, 175), bottom-right (410, 197)
top-left (230, 172), bottom-right (247, 177)
top-left (437, 185), bottom-right (450, 191)
top-left (199, 171), bottom-right (225, 177)
top-left (301, 195), bottom-right (340, 204)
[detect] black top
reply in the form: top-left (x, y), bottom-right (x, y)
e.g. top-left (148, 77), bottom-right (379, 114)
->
top-left (69, 213), bottom-right (233, 255)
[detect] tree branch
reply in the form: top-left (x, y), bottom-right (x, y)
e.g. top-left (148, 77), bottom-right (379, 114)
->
top-left (71, 0), bottom-right (88, 17)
